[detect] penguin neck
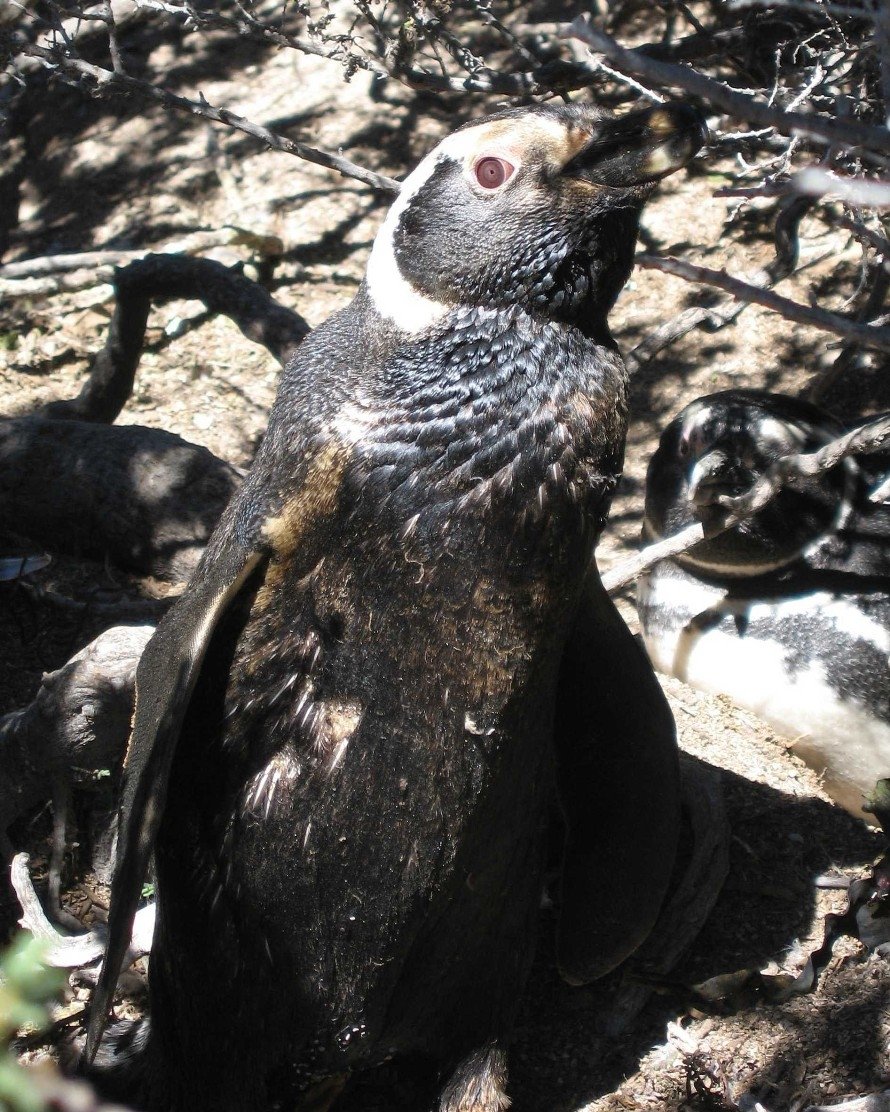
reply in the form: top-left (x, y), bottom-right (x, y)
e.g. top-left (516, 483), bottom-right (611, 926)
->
top-left (357, 278), bottom-right (616, 352)
top-left (360, 255), bottom-right (617, 345)
top-left (335, 293), bottom-right (628, 547)
top-left (353, 290), bottom-right (621, 404)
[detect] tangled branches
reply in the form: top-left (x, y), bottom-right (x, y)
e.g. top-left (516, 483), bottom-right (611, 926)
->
top-left (2, 0), bottom-right (889, 382)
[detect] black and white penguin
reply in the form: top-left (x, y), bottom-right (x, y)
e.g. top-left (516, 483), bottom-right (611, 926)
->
top-left (639, 389), bottom-right (890, 819)
top-left (85, 102), bottom-right (705, 1111)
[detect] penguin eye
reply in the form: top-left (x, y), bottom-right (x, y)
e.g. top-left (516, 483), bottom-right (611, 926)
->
top-left (474, 157), bottom-right (515, 189)
top-left (678, 435), bottom-right (691, 459)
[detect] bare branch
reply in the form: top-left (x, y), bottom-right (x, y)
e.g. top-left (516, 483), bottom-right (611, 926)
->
top-left (792, 166), bottom-right (890, 207)
top-left (100, 0), bottom-right (124, 74)
top-left (719, 411), bottom-right (890, 517)
top-left (128, 0), bottom-right (342, 65)
top-left (41, 254), bottom-right (309, 423)
top-left (12, 852), bottom-right (155, 968)
top-left (718, 172), bottom-right (890, 208)
top-left (624, 301), bottom-right (746, 376)
top-left (636, 253), bottom-right (890, 352)
top-left (0, 226), bottom-right (284, 281)
top-left (0, 271), bottom-right (115, 299)
top-left (11, 37), bottom-right (400, 193)
top-left (834, 214), bottom-right (890, 260)
top-left (563, 15), bottom-right (890, 156)
top-left (601, 522), bottom-right (707, 593)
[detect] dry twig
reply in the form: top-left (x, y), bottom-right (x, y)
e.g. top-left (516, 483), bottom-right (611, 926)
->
top-left (636, 254), bottom-right (890, 353)
top-left (41, 254), bottom-right (309, 423)
top-left (12, 852), bottom-right (155, 968)
top-left (11, 37), bottom-right (400, 193)
top-left (563, 15), bottom-right (890, 156)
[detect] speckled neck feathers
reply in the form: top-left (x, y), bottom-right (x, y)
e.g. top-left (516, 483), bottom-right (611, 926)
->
top-left (248, 294), bottom-right (629, 572)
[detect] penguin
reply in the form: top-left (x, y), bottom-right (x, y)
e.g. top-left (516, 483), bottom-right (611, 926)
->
top-left (639, 389), bottom-right (890, 820)
top-left (84, 101), bottom-right (706, 1111)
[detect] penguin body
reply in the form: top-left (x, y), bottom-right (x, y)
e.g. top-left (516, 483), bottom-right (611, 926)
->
top-left (640, 390), bottom-right (890, 819)
top-left (86, 103), bottom-right (705, 1110)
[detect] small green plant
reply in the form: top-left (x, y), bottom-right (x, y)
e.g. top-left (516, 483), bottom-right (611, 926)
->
top-left (0, 935), bottom-right (65, 1112)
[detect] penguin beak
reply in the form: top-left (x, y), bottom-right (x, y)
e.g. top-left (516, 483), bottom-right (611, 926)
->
top-left (563, 103), bottom-right (708, 188)
top-left (688, 450), bottom-right (750, 509)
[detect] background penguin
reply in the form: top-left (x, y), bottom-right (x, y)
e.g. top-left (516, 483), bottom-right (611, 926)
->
top-left (639, 389), bottom-right (890, 820)
top-left (84, 102), bottom-right (705, 1111)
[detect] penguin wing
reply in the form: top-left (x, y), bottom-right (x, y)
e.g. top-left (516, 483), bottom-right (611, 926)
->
top-left (554, 571), bottom-right (679, 985)
top-left (83, 531), bottom-right (263, 1063)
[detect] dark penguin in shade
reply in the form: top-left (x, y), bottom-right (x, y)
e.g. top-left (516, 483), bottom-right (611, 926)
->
top-left (85, 102), bottom-right (705, 1111)
top-left (639, 389), bottom-right (890, 820)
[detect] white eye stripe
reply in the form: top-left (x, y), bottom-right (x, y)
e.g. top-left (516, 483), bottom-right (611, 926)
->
top-left (365, 148), bottom-right (453, 335)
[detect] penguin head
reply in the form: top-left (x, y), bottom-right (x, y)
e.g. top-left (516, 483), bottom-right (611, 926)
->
top-left (365, 102), bottom-right (706, 335)
top-left (645, 390), bottom-right (853, 578)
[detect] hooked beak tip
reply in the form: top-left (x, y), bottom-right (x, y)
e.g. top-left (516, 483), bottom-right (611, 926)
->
top-left (564, 103), bottom-right (708, 188)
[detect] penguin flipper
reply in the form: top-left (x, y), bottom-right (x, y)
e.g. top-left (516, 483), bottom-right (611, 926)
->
top-left (554, 572), bottom-right (680, 985)
top-left (83, 538), bottom-right (262, 1064)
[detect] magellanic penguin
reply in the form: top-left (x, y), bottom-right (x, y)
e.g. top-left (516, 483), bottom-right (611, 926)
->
top-left (85, 102), bottom-right (705, 1111)
top-left (639, 389), bottom-right (890, 821)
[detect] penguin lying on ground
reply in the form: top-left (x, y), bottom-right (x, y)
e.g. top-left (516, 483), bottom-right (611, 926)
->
top-left (639, 389), bottom-right (890, 820)
top-left (84, 102), bottom-right (705, 1111)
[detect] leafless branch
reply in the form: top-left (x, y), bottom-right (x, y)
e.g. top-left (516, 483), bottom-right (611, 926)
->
top-left (11, 37), bottom-right (400, 193)
top-left (626, 197), bottom-right (809, 373)
top-left (833, 215), bottom-right (890, 260)
top-left (791, 166), bottom-right (890, 207)
top-left (720, 411), bottom-right (890, 517)
top-left (0, 226), bottom-right (284, 282)
top-left (636, 253), bottom-right (890, 352)
top-left (624, 302), bottom-right (746, 375)
top-left (563, 15), bottom-right (890, 156)
top-left (12, 852), bottom-right (155, 968)
top-left (41, 254), bottom-right (309, 423)
top-left (127, 0), bottom-right (342, 66)
top-left (602, 523), bottom-right (707, 593)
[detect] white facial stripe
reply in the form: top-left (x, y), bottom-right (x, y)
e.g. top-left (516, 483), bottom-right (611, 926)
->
top-left (365, 146), bottom-right (453, 335)
top-left (365, 115), bottom-right (575, 336)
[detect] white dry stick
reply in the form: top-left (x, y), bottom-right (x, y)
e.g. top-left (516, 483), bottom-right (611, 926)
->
top-left (11, 852), bottom-right (155, 968)
top-left (601, 522), bottom-right (706, 594)
top-left (0, 226), bottom-right (285, 282)
top-left (11, 38), bottom-right (400, 194)
top-left (792, 167), bottom-right (890, 209)
top-left (804, 1093), bottom-right (890, 1112)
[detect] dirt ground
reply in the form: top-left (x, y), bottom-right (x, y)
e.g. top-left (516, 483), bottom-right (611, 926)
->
top-left (2, 10), bottom-right (890, 1112)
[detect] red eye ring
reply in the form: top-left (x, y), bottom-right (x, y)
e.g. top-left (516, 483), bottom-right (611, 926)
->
top-left (474, 156), bottom-right (515, 190)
